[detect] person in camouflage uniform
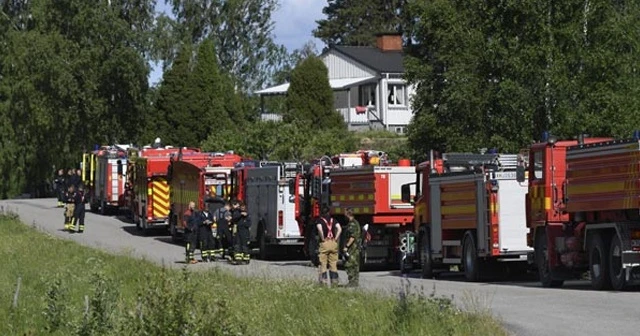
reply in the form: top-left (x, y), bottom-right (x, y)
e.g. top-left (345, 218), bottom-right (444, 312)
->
top-left (342, 208), bottom-right (361, 287)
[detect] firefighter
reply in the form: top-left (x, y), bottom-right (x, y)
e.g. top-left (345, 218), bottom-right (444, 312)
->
top-left (342, 208), bottom-right (361, 287)
top-left (204, 187), bottom-right (225, 213)
top-left (73, 185), bottom-right (88, 233)
top-left (54, 169), bottom-right (66, 207)
top-left (213, 202), bottom-right (233, 259)
top-left (232, 201), bottom-right (252, 264)
top-left (63, 185), bottom-right (77, 232)
top-left (198, 205), bottom-right (215, 262)
top-left (315, 206), bottom-right (342, 286)
top-left (184, 201), bottom-right (198, 264)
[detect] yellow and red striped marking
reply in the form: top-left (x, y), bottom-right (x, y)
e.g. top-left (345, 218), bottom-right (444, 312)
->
top-left (151, 177), bottom-right (170, 219)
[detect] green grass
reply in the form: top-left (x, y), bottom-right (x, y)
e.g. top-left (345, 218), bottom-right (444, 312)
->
top-left (0, 212), bottom-right (507, 336)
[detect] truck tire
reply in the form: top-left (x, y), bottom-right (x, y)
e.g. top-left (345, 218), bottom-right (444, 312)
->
top-left (463, 233), bottom-right (481, 282)
top-left (589, 232), bottom-right (612, 290)
top-left (609, 234), bottom-right (627, 291)
top-left (420, 230), bottom-right (433, 279)
top-left (535, 229), bottom-right (564, 288)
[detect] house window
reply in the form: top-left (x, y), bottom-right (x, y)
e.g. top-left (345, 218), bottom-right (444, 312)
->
top-left (394, 126), bottom-right (407, 134)
top-left (388, 84), bottom-right (406, 106)
top-left (358, 85), bottom-right (376, 106)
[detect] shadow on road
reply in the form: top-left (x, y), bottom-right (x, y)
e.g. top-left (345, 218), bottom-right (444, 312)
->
top-left (121, 225), bottom-right (170, 238)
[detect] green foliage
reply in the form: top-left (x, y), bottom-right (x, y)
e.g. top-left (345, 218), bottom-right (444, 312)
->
top-left (314, 0), bottom-right (409, 46)
top-left (285, 55), bottom-right (344, 130)
top-left (405, 0), bottom-right (640, 159)
top-left (0, 215), bottom-right (507, 336)
top-left (352, 130), bottom-right (412, 162)
top-left (201, 120), bottom-right (357, 161)
top-left (0, 0), bottom-right (152, 198)
top-left (168, 0), bottom-right (287, 92)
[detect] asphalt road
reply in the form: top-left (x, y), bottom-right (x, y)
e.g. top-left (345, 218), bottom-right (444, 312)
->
top-left (2, 198), bottom-right (639, 336)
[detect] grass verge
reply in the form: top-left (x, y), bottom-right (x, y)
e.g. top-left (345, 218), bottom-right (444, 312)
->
top-left (0, 213), bottom-right (507, 336)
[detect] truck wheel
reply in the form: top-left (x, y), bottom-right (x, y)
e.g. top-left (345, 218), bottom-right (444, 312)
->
top-left (589, 232), bottom-right (612, 290)
top-left (463, 233), bottom-right (481, 282)
top-left (535, 230), bottom-right (564, 288)
top-left (420, 230), bottom-right (433, 279)
top-left (609, 234), bottom-right (627, 291)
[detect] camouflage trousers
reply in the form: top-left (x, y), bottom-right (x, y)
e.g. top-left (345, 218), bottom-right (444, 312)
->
top-left (344, 248), bottom-right (360, 287)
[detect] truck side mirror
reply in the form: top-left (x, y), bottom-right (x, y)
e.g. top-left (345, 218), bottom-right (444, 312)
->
top-left (516, 166), bottom-right (526, 183)
top-left (117, 160), bottom-right (123, 176)
top-left (401, 183), bottom-right (414, 203)
top-left (288, 179), bottom-right (296, 195)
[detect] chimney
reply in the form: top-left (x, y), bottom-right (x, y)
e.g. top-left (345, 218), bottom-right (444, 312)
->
top-left (375, 33), bottom-right (403, 52)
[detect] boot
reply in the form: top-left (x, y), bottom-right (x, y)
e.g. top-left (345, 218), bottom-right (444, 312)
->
top-left (79, 225), bottom-right (84, 233)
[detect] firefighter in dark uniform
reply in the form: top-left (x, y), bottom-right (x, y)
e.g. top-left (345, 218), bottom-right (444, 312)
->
top-left (184, 201), bottom-right (198, 264)
top-left (232, 201), bottom-right (252, 264)
top-left (342, 208), bottom-right (361, 287)
top-left (198, 205), bottom-right (215, 262)
top-left (213, 202), bottom-right (233, 259)
top-left (54, 169), bottom-right (66, 207)
top-left (73, 184), bottom-right (88, 233)
top-left (63, 185), bottom-right (76, 232)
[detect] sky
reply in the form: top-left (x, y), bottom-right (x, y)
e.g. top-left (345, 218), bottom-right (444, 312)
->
top-left (148, 0), bottom-right (326, 86)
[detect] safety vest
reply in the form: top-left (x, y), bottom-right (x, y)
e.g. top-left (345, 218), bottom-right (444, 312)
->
top-left (320, 217), bottom-right (335, 240)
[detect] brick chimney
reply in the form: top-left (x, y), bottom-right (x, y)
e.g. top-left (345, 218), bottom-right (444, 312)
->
top-left (375, 33), bottom-right (403, 52)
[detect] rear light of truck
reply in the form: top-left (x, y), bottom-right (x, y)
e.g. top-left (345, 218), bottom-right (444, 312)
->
top-left (631, 231), bottom-right (640, 239)
top-left (278, 210), bottom-right (283, 229)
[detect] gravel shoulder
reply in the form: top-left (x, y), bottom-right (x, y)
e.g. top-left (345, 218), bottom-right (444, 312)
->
top-left (2, 198), bottom-right (639, 336)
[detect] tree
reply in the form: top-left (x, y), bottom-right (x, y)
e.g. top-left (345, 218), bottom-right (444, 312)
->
top-left (284, 55), bottom-right (344, 130)
top-left (189, 39), bottom-right (232, 136)
top-left (314, 0), bottom-right (408, 46)
top-left (168, 0), bottom-right (287, 92)
top-left (153, 44), bottom-right (196, 146)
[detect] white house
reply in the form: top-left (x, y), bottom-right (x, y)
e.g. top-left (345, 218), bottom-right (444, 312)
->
top-left (255, 33), bottom-right (415, 134)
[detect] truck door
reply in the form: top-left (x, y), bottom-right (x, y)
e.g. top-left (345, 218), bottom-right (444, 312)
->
top-left (528, 147), bottom-right (547, 225)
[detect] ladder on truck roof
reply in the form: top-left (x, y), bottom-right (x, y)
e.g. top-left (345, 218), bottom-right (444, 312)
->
top-left (442, 153), bottom-right (519, 172)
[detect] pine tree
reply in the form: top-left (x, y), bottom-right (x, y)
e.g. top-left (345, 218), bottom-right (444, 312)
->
top-left (285, 56), bottom-right (344, 130)
top-left (154, 44), bottom-right (197, 147)
top-left (189, 39), bottom-right (231, 142)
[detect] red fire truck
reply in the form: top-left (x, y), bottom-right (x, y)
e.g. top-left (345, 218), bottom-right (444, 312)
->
top-left (297, 151), bottom-right (399, 267)
top-left (521, 133), bottom-right (640, 290)
top-left (127, 146), bottom-right (201, 234)
top-left (230, 161), bottom-right (305, 259)
top-left (85, 145), bottom-right (132, 215)
top-left (399, 152), bottom-right (533, 280)
top-left (168, 152), bottom-right (243, 242)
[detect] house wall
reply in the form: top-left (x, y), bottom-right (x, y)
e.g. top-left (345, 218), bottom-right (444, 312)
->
top-left (377, 77), bottom-right (414, 129)
top-left (321, 51), bottom-right (376, 79)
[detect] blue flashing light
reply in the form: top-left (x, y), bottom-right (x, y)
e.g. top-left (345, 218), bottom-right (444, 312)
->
top-left (633, 130), bottom-right (640, 140)
top-left (488, 148), bottom-right (498, 154)
top-left (541, 131), bottom-right (549, 142)
top-left (94, 144), bottom-right (99, 151)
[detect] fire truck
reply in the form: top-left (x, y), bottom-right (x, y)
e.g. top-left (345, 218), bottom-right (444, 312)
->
top-left (296, 151), bottom-right (401, 267)
top-left (127, 146), bottom-right (201, 234)
top-left (399, 151), bottom-right (534, 281)
top-left (168, 152), bottom-right (243, 242)
top-left (329, 158), bottom-right (415, 268)
top-left (230, 161), bottom-right (305, 259)
top-left (521, 133), bottom-right (640, 291)
top-left (82, 145), bottom-right (132, 215)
